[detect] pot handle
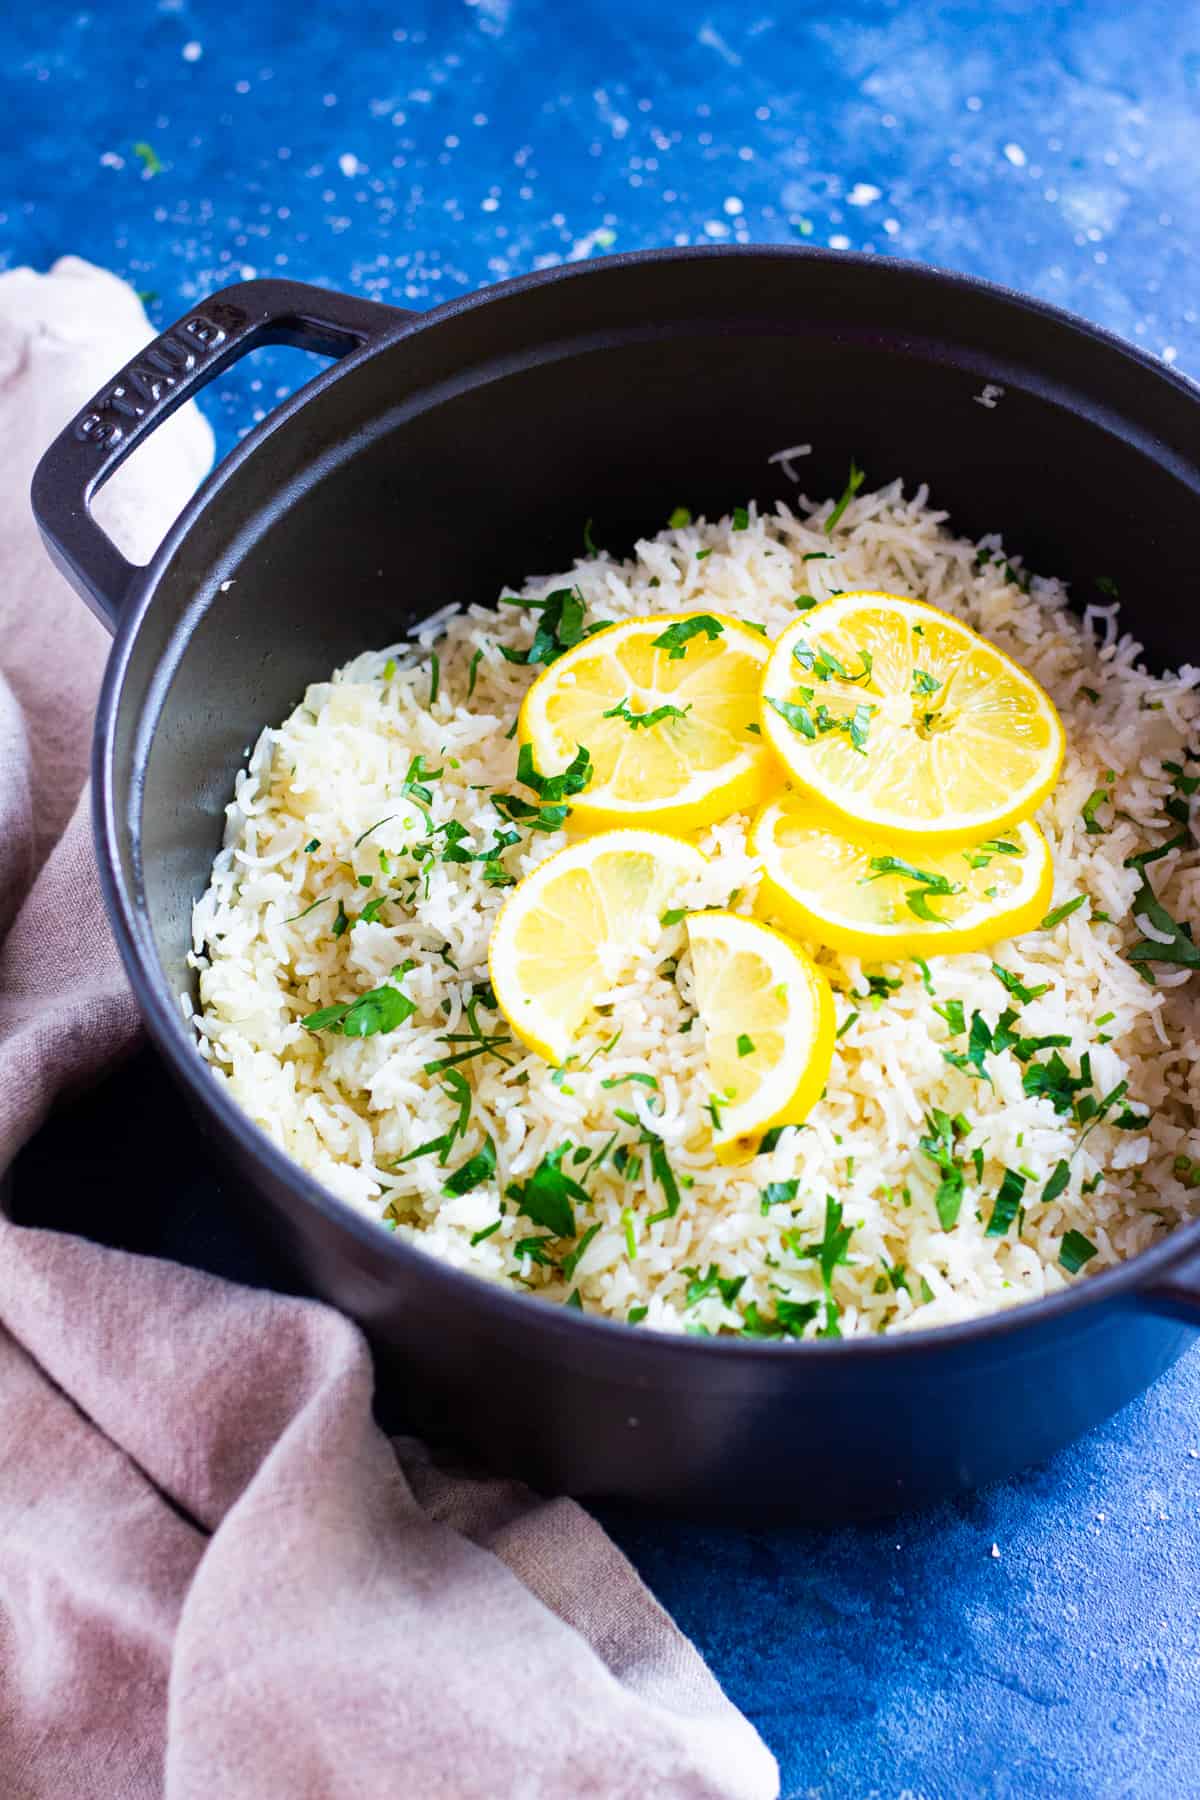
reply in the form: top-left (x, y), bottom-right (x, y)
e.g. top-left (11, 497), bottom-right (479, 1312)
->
top-left (30, 278), bottom-right (408, 631)
top-left (1138, 1245), bottom-right (1200, 1323)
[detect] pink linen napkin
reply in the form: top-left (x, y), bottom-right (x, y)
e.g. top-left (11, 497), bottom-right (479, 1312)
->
top-left (0, 258), bottom-right (779, 1800)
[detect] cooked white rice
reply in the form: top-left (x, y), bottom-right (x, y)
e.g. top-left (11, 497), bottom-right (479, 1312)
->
top-left (189, 477), bottom-right (1200, 1338)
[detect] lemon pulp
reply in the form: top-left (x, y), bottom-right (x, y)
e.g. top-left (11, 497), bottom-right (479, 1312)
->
top-left (759, 593), bottom-right (1064, 845)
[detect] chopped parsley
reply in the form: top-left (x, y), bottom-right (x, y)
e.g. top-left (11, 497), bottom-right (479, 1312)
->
top-left (302, 966), bottom-right (415, 1037)
top-left (600, 1072), bottom-right (659, 1090)
top-left (740, 1297), bottom-right (820, 1339)
top-left (424, 992), bottom-right (513, 1073)
top-left (561, 1220), bottom-right (603, 1283)
top-left (428, 654), bottom-right (440, 706)
top-left (985, 1167), bottom-right (1026, 1237)
top-left (1021, 1049), bottom-right (1091, 1115)
top-left (766, 692), bottom-right (873, 754)
top-left (991, 963), bottom-right (1050, 1006)
top-left (1040, 1160), bottom-right (1071, 1206)
top-left (668, 506), bottom-right (692, 528)
top-left (303, 837), bottom-right (320, 853)
top-left (354, 893), bottom-right (391, 927)
top-left (644, 1129), bottom-right (682, 1222)
top-left (469, 1219), bottom-right (503, 1246)
top-left (1081, 787), bottom-right (1110, 835)
top-left (506, 1144), bottom-right (590, 1238)
top-left (491, 791), bottom-right (570, 833)
top-left (1041, 895), bottom-right (1087, 929)
top-left (1125, 832), bottom-right (1191, 873)
top-left (443, 1137), bottom-right (497, 1197)
top-left (791, 637), bottom-right (870, 683)
top-left (866, 855), bottom-right (963, 924)
top-left (661, 907), bottom-right (688, 926)
top-left (650, 614), bottom-right (724, 659)
top-left (132, 140), bottom-right (163, 176)
top-left (825, 457), bottom-right (865, 535)
top-left (499, 587), bottom-right (588, 667)
top-left (732, 505), bottom-right (750, 530)
top-left (836, 1010), bottom-right (859, 1039)
top-left (583, 518), bottom-right (599, 554)
top-left (757, 1125), bottom-right (791, 1154)
top-left (683, 1265), bottom-right (747, 1309)
top-left (514, 1236), bottom-right (557, 1269)
top-left (284, 894), bottom-right (333, 923)
top-left (761, 1178), bottom-right (801, 1214)
top-left (628, 1304), bottom-right (649, 1325)
top-left (737, 1033), bottom-right (755, 1058)
top-left (1126, 863), bottom-right (1200, 980)
top-left (919, 1109), bottom-right (968, 1230)
top-left (602, 696), bottom-right (692, 730)
top-left (1059, 1230), bottom-right (1098, 1274)
top-left (911, 668), bottom-right (942, 696)
top-left (966, 1010), bottom-right (995, 1081)
top-left (766, 696), bottom-right (817, 739)
top-left (800, 1195), bottom-right (854, 1336)
top-left (394, 1069), bottom-right (473, 1168)
top-left (516, 741), bottom-right (593, 802)
top-left (331, 899), bottom-right (350, 938)
top-left (934, 998), bottom-right (966, 1036)
top-left (467, 645), bottom-right (485, 696)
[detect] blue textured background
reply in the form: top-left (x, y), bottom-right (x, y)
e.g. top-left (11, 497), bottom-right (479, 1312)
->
top-left (5, 3), bottom-right (1200, 1794)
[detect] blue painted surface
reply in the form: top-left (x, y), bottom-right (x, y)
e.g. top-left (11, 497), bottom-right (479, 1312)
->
top-left (5, 2), bottom-right (1200, 1793)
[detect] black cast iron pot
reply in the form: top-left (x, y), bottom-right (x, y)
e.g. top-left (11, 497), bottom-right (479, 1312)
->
top-left (31, 250), bottom-right (1200, 1520)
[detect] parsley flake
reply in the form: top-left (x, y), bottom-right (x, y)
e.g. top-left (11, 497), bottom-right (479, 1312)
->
top-left (602, 696), bottom-right (692, 730)
top-left (650, 615), bottom-right (724, 659)
top-left (985, 1167), bottom-right (1026, 1237)
top-left (1059, 1229), bottom-right (1098, 1274)
top-left (443, 1137), bottom-right (498, 1197)
top-left (825, 457), bottom-right (865, 535)
top-left (499, 587), bottom-right (589, 668)
top-left (302, 966), bottom-right (415, 1037)
top-left (1041, 895), bottom-right (1087, 929)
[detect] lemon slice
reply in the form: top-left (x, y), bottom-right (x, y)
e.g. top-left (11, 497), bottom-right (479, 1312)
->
top-left (489, 830), bottom-right (707, 1063)
top-left (759, 593), bottom-right (1064, 845)
top-left (752, 795), bottom-right (1054, 957)
top-left (519, 613), bottom-right (779, 835)
top-left (685, 910), bottom-right (835, 1163)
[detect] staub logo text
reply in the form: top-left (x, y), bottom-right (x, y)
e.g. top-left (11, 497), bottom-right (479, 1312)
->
top-left (74, 302), bottom-right (246, 450)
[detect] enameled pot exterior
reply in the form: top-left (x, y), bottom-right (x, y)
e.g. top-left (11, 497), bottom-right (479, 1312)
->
top-left (31, 252), bottom-right (1200, 1518)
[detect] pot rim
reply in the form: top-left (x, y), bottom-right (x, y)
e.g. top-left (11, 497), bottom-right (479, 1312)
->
top-left (93, 243), bottom-right (1200, 1366)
